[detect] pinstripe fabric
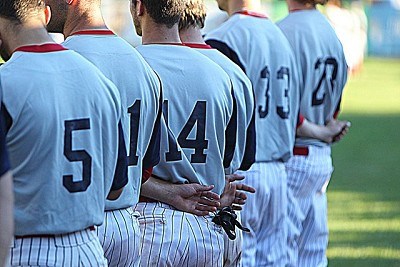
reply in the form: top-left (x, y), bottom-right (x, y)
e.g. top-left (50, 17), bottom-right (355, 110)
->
top-left (285, 146), bottom-right (333, 267)
top-left (238, 162), bottom-right (288, 266)
top-left (96, 207), bottom-right (141, 267)
top-left (135, 202), bottom-right (224, 267)
top-left (9, 228), bottom-right (107, 267)
top-left (223, 211), bottom-right (242, 267)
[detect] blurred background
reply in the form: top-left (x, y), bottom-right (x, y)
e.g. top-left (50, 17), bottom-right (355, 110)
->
top-left (1, 0), bottom-right (398, 266)
top-left (64, 0), bottom-right (400, 266)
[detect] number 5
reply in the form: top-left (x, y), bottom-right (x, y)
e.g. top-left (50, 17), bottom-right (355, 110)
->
top-left (63, 119), bottom-right (92, 193)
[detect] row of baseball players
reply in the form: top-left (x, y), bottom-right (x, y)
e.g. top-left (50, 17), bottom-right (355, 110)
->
top-left (0, 0), bottom-right (350, 266)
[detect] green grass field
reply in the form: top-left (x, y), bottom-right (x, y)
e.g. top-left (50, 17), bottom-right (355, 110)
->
top-left (327, 58), bottom-right (400, 266)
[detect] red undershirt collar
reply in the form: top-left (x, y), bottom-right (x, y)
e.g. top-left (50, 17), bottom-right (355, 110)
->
top-left (235, 10), bottom-right (268, 19)
top-left (184, 43), bottom-right (212, 49)
top-left (70, 29), bottom-right (115, 36)
top-left (14, 43), bottom-right (67, 53)
top-left (144, 42), bottom-right (184, 46)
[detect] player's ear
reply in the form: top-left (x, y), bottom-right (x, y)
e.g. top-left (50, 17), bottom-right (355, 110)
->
top-left (136, 0), bottom-right (144, 16)
top-left (44, 6), bottom-right (51, 26)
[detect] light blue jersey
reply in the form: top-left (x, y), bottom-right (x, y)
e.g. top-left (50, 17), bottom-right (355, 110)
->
top-left (184, 43), bottom-right (255, 173)
top-left (137, 44), bottom-right (234, 195)
top-left (63, 31), bottom-right (162, 210)
top-left (0, 44), bottom-right (125, 235)
top-left (278, 10), bottom-right (348, 147)
top-left (206, 13), bottom-right (300, 162)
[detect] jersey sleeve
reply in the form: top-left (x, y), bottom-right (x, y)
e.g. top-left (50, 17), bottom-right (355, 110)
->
top-left (142, 79), bottom-right (163, 170)
top-left (206, 40), bottom-right (246, 73)
top-left (110, 120), bottom-right (128, 191)
top-left (0, 111), bottom-right (10, 177)
top-left (223, 86), bottom-right (237, 169)
top-left (238, 103), bottom-right (256, 171)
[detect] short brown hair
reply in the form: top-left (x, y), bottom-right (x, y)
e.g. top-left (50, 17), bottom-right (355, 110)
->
top-left (293, 0), bottom-right (328, 6)
top-left (142, 0), bottom-right (184, 28)
top-left (179, 0), bottom-right (206, 31)
top-left (0, 0), bottom-right (45, 23)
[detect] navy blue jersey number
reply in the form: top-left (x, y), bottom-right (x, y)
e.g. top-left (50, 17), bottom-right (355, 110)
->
top-left (164, 100), bottom-right (209, 163)
top-left (258, 66), bottom-right (270, 118)
top-left (312, 57), bottom-right (338, 106)
top-left (63, 119), bottom-right (92, 193)
top-left (128, 100), bottom-right (140, 166)
top-left (258, 66), bottom-right (290, 119)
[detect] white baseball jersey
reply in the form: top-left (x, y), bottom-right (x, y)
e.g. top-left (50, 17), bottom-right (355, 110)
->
top-left (206, 11), bottom-right (301, 266)
top-left (184, 43), bottom-right (255, 174)
top-left (0, 44), bottom-right (126, 236)
top-left (278, 10), bottom-right (348, 267)
top-left (63, 30), bottom-right (162, 211)
top-left (278, 10), bottom-right (348, 147)
top-left (206, 11), bottom-right (300, 163)
top-left (137, 44), bottom-right (234, 195)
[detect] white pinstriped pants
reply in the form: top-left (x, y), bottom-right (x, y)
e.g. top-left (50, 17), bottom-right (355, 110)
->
top-left (9, 228), bottom-right (107, 267)
top-left (223, 211), bottom-right (243, 267)
top-left (286, 146), bottom-right (333, 267)
top-left (238, 162), bottom-right (288, 267)
top-left (135, 202), bottom-right (224, 267)
top-left (96, 207), bottom-right (141, 267)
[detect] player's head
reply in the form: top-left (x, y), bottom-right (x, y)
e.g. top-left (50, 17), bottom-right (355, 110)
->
top-left (179, 0), bottom-right (206, 31)
top-left (291, 0), bottom-right (328, 6)
top-left (0, 0), bottom-right (49, 60)
top-left (130, 0), bottom-right (184, 36)
top-left (45, 0), bottom-right (72, 33)
top-left (46, 0), bottom-right (101, 34)
top-left (216, 0), bottom-right (229, 12)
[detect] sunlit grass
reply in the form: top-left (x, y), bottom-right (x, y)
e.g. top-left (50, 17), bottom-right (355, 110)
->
top-left (327, 58), bottom-right (400, 266)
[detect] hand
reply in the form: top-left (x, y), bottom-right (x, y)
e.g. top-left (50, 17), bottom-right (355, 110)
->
top-left (325, 119), bottom-right (351, 143)
top-left (220, 174), bottom-right (256, 210)
top-left (168, 183), bottom-right (221, 216)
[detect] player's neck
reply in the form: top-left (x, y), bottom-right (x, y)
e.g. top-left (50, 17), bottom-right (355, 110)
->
top-left (6, 25), bottom-right (55, 55)
top-left (228, 0), bottom-right (259, 16)
top-left (287, 0), bottom-right (316, 12)
top-left (179, 27), bottom-right (205, 44)
top-left (63, 8), bottom-right (107, 37)
top-left (141, 21), bottom-right (181, 45)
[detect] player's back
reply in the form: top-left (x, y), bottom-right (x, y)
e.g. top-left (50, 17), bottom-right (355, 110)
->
top-left (185, 44), bottom-right (255, 173)
top-left (63, 31), bottom-right (161, 210)
top-left (206, 13), bottom-right (300, 162)
top-left (137, 44), bottom-right (234, 195)
top-left (0, 44), bottom-right (122, 235)
top-left (278, 10), bottom-right (348, 147)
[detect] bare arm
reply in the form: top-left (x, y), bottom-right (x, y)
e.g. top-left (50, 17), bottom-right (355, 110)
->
top-left (297, 118), bottom-right (351, 144)
top-left (0, 171), bottom-right (13, 267)
top-left (141, 177), bottom-right (221, 216)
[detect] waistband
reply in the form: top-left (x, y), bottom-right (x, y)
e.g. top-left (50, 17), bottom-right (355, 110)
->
top-left (15, 226), bottom-right (95, 239)
top-left (293, 146), bottom-right (309, 156)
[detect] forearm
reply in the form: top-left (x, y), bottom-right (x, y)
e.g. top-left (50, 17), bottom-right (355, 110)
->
top-left (140, 176), bottom-right (177, 205)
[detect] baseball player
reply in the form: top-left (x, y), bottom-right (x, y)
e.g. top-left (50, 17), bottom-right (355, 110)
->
top-left (178, 1), bottom-right (255, 265)
top-left (130, 0), bottom-right (241, 266)
top-left (205, 0), bottom-right (349, 266)
top-left (46, 0), bottom-right (162, 265)
top-left (0, 0), bottom-right (128, 266)
top-left (277, 1), bottom-right (350, 266)
top-left (0, 89), bottom-right (12, 267)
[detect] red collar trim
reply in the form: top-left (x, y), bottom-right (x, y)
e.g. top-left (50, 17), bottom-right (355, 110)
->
top-left (145, 42), bottom-right (184, 46)
top-left (14, 43), bottom-right (67, 53)
top-left (235, 10), bottom-right (268, 19)
top-left (70, 30), bottom-right (115, 36)
top-left (184, 43), bottom-right (212, 49)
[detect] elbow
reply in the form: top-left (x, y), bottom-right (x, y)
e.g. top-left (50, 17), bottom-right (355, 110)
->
top-left (107, 187), bottom-right (124, 201)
